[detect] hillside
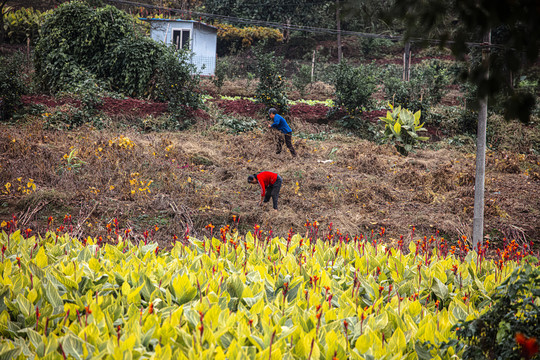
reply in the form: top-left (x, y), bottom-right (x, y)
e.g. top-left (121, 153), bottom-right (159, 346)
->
top-left (1, 95), bottom-right (539, 250)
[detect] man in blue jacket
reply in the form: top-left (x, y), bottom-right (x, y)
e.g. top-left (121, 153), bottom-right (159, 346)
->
top-left (268, 108), bottom-right (297, 157)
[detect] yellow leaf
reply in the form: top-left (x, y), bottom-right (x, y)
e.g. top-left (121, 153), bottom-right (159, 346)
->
top-left (394, 122), bottom-right (401, 134)
top-left (35, 247), bottom-right (48, 268)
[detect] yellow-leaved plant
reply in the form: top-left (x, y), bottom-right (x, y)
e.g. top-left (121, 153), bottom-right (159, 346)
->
top-left (380, 103), bottom-right (429, 155)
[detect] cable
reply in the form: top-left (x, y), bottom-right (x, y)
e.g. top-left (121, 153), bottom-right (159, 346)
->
top-left (105, 0), bottom-right (495, 47)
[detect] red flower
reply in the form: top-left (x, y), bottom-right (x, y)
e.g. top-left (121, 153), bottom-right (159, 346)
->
top-left (516, 333), bottom-right (539, 360)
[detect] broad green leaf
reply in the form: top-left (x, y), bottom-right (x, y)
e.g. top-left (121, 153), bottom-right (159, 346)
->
top-left (127, 283), bottom-right (144, 304)
top-left (46, 281), bottom-right (64, 311)
top-left (432, 278), bottom-right (449, 301)
top-left (0, 348), bottom-right (21, 360)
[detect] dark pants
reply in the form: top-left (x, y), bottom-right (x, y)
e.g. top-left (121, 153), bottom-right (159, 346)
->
top-left (263, 175), bottom-right (282, 210)
top-left (277, 132), bottom-right (297, 156)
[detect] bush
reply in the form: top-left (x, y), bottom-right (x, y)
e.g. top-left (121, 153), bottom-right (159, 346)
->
top-left (0, 52), bottom-right (28, 121)
top-left (105, 36), bottom-right (163, 97)
top-left (383, 60), bottom-right (453, 117)
top-left (34, 1), bottom-right (135, 93)
top-left (434, 261), bottom-right (540, 360)
top-left (292, 63), bottom-right (312, 97)
top-left (254, 47), bottom-right (288, 113)
top-left (216, 114), bottom-right (258, 134)
top-left (2, 7), bottom-right (44, 44)
top-left (380, 103), bottom-right (429, 155)
top-left (334, 60), bottom-right (376, 116)
top-left (359, 37), bottom-right (394, 59)
top-left (216, 22), bottom-right (283, 56)
top-left (33, 0), bottom-right (201, 121)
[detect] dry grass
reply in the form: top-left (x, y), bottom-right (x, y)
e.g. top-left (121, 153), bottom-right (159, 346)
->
top-left (2, 114), bottom-right (540, 251)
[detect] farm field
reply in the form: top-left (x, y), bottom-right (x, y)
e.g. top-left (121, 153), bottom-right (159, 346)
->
top-left (1, 99), bottom-right (540, 248)
top-left (0, 219), bottom-right (538, 359)
top-left (1, 1), bottom-right (540, 358)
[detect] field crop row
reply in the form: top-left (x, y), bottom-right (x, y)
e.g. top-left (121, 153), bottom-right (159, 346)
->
top-left (0, 219), bottom-right (537, 359)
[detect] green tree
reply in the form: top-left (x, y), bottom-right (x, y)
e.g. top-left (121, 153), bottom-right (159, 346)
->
top-left (387, 0), bottom-right (539, 122)
top-left (34, 1), bottom-right (135, 93)
top-left (34, 0), bottom-right (200, 110)
top-left (254, 47), bottom-right (288, 112)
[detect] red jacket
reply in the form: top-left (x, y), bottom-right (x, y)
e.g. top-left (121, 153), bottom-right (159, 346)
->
top-left (256, 171), bottom-right (277, 197)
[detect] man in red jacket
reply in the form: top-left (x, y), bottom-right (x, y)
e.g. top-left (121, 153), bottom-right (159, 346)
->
top-left (248, 171), bottom-right (283, 211)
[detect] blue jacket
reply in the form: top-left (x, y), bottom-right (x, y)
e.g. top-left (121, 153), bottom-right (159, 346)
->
top-left (270, 114), bottom-right (292, 134)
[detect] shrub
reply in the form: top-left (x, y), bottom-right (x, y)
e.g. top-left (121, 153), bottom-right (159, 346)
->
top-left (105, 36), bottom-right (163, 97)
top-left (216, 114), bottom-right (258, 134)
top-left (359, 37), bottom-right (394, 59)
top-left (254, 47), bottom-right (288, 113)
top-left (34, 1), bottom-right (135, 93)
top-left (334, 60), bottom-right (376, 116)
top-left (0, 52), bottom-right (27, 121)
top-left (292, 63), bottom-right (312, 97)
top-left (153, 46), bottom-right (201, 108)
top-left (213, 59), bottom-right (228, 90)
top-left (216, 22), bottom-right (283, 56)
top-left (383, 60), bottom-right (453, 116)
top-left (2, 7), bottom-right (44, 44)
top-left (435, 261), bottom-right (540, 360)
top-left (33, 0), bottom-right (201, 122)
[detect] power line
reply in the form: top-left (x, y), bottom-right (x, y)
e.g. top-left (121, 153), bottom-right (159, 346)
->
top-left (105, 0), bottom-right (492, 47)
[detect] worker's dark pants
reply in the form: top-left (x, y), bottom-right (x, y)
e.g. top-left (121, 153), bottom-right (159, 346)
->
top-left (263, 175), bottom-right (282, 210)
top-left (277, 132), bottom-right (297, 156)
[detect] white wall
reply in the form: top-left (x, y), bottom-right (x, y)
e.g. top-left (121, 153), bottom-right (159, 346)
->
top-left (148, 20), bottom-right (216, 76)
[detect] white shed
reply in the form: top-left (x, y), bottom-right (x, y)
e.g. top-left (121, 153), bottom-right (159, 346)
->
top-left (142, 18), bottom-right (217, 76)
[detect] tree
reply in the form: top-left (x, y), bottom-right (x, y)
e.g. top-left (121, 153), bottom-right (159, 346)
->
top-left (384, 0), bottom-right (540, 247)
top-left (388, 0), bottom-right (539, 122)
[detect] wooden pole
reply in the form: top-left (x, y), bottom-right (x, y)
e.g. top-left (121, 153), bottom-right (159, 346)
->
top-left (403, 41), bottom-right (411, 81)
top-left (472, 29), bottom-right (491, 251)
top-left (311, 50), bottom-right (316, 82)
top-left (336, 0), bottom-right (342, 62)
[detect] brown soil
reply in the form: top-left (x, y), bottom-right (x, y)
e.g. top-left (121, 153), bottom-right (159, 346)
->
top-left (1, 111), bottom-right (539, 251)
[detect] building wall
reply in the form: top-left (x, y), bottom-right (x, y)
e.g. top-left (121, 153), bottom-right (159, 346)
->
top-left (192, 24), bottom-right (217, 76)
top-left (147, 20), bottom-right (216, 76)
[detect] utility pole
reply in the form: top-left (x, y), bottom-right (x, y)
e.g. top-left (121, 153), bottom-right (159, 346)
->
top-left (472, 29), bottom-right (491, 251)
top-left (403, 41), bottom-right (411, 81)
top-left (336, 0), bottom-right (342, 62)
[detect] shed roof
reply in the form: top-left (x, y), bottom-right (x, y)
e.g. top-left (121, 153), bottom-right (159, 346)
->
top-left (140, 18), bottom-right (217, 31)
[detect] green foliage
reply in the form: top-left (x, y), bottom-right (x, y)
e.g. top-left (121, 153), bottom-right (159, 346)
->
top-left (292, 63), bottom-right (312, 97)
top-left (338, 115), bottom-right (382, 142)
top-left (0, 52), bottom-right (28, 121)
top-left (0, 224), bottom-right (529, 359)
top-left (383, 60), bottom-right (452, 115)
top-left (391, 0), bottom-right (540, 121)
top-left (216, 22), bottom-right (283, 56)
top-left (213, 59), bottom-right (228, 90)
top-left (33, 0), bottom-right (200, 123)
top-left (34, 1), bottom-right (135, 93)
top-left (254, 48), bottom-right (288, 112)
top-left (434, 261), bottom-right (540, 360)
top-left (359, 37), bottom-right (395, 58)
top-left (334, 61), bottom-right (376, 116)
top-left (2, 7), bottom-right (44, 44)
top-left (105, 36), bottom-right (163, 98)
top-left (216, 114), bottom-right (258, 134)
top-left (380, 103), bottom-right (429, 155)
top-left (153, 46), bottom-right (201, 129)
top-left (458, 82), bottom-right (480, 135)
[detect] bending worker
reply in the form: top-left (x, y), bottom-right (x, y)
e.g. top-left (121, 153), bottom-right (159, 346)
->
top-left (248, 171), bottom-right (282, 211)
top-left (268, 108), bottom-right (297, 157)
